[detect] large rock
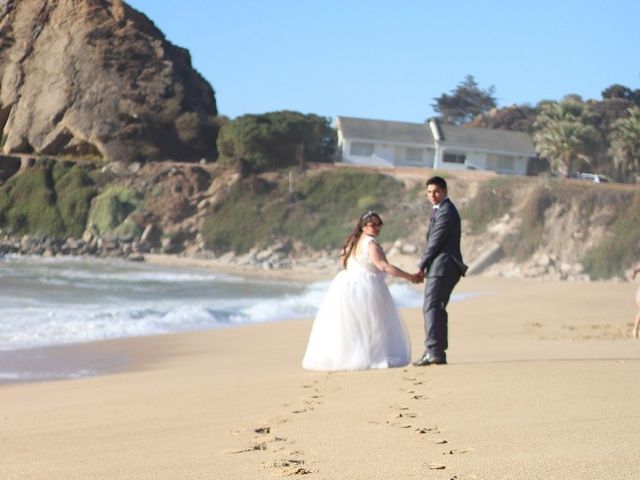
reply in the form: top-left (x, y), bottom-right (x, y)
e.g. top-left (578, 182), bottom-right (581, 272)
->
top-left (0, 0), bottom-right (219, 163)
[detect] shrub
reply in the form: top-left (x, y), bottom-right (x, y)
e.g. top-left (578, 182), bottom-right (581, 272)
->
top-left (86, 185), bottom-right (144, 237)
top-left (216, 111), bottom-right (337, 173)
top-left (201, 180), bottom-right (276, 253)
top-left (356, 194), bottom-right (383, 212)
top-left (285, 169), bottom-right (405, 249)
top-left (0, 162), bottom-right (66, 236)
top-left (581, 192), bottom-right (640, 278)
top-left (201, 169), bottom-right (406, 253)
top-left (54, 163), bottom-right (98, 237)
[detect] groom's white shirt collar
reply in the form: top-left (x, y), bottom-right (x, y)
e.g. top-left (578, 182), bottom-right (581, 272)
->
top-left (433, 196), bottom-right (448, 210)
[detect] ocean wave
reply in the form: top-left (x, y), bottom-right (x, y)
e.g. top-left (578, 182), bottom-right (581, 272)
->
top-left (1, 254), bottom-right (243, 285)
top-left (0, 278), bottom-right (427, 352)
top-left (0, 256), bottom-right (474, 353)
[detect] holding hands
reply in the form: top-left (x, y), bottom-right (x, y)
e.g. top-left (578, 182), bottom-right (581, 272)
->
top-left (410, 270), bottom-right (424, 284)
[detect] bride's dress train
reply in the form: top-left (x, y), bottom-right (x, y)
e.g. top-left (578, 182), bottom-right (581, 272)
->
top-left (302, 236), bottom-right (410, 371)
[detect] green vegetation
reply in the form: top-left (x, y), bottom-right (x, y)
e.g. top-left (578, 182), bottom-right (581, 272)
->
top-left (609, 106), bottom-right (640, 179)
top-left (86, 185), bottom-right (144, 237)
top-left (0, 160), bottom-right (98, 237)
top-left (201, 169), bottom-right (408, 253)
top-left (216, 111), bottom-right (337, 174)
top-left (581, 192), bottom-right (640, 279)
top-left (53, 163), bottom-right (97, 237)
top-left (432, 74), bottom-right (496, 125)
top-left (533, 98), bottom-right (600, 177)
top-left (0, 161), bottom-right (65, 236)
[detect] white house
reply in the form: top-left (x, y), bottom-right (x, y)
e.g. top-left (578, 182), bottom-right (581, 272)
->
top-left (335, 116), bottom-right (536, 175)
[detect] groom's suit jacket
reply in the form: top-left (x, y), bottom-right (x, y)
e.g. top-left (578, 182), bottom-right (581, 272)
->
top-left (418, 198), bottom-right (467, 278)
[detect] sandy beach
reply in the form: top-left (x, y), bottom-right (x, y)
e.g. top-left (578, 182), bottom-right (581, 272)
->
top-left (2, 272), bottom-right (639, 479)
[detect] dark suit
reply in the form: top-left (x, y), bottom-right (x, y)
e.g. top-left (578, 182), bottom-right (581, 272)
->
top-left (418, 197), bottom-right (466, 361)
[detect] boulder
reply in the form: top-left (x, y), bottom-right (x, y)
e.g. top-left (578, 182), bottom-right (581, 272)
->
top-left (0, 0), bottom-right (219, 163)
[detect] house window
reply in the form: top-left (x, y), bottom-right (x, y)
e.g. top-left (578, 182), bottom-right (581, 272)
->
top-left (350, 142), bottom-right (374, 157)
top-left (443, 152), bottom-right (466, 164)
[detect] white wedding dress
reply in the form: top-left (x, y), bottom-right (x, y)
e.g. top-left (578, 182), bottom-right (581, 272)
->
top-left (302, 236), bottom-right (411, 371)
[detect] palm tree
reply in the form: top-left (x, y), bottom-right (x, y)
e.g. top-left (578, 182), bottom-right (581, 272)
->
top-left (609, 107), bottom-right (640, 181)
top-left (533, 99), bottom-right (600, 177)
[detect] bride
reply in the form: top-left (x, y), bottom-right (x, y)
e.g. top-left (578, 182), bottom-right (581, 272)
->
top-left (302, 211), bottom-right (421, 371)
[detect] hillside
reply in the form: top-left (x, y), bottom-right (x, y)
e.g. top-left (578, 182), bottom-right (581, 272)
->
top-left (0, 160), bottom-right (638, 280)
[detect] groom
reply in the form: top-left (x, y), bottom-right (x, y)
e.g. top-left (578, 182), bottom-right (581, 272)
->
top-left (413, 176), bottom-right (467, 366)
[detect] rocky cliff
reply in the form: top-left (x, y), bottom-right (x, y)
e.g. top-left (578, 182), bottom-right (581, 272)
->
top-left (0, 0), bottom-right (218, 163)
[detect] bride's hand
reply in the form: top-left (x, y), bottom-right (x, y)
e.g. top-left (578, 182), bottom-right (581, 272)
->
top-left (410, 272), bottom-right (424, 284)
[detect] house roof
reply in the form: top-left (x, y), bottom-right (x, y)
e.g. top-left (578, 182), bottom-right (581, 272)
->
top-left (336, 116), bottom-right (434, 146)
top-left (336, 116), bottom-right (536, 156)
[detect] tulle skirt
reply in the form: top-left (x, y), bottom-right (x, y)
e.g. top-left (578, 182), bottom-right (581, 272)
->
top-left (302, 266), bottom-right (411, 371)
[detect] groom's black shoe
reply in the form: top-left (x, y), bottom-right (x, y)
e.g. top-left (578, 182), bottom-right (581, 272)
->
top-left (412, 353), bottom-right (447, 366)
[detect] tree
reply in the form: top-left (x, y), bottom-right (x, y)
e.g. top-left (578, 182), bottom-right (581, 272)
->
top-left (609, 106), bottom-right (640, 181)
top-left (216, 111), bottom-right (337, 175)
top-left (601, 84), bottom-right (640, 106)
top-left (469, 104), bottom-right (538, 133)
top-left (432, 75), bottom-right (497, 125)
top-left (533, 99), bottom-right (600, 177)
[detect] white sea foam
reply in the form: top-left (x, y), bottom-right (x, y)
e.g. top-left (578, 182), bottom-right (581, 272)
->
top-left (0, 255), bottom-right (470, 354)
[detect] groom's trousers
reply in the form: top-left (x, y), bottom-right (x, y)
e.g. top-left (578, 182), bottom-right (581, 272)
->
top-left (423, 272), bottom-right (460, 359)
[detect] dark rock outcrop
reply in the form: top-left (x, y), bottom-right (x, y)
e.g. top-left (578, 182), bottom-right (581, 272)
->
top-left (0, 0), bottom-right (219, 163)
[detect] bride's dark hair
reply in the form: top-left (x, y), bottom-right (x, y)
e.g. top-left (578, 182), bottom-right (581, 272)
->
top-left (340, 211), bottom-right (383, 268)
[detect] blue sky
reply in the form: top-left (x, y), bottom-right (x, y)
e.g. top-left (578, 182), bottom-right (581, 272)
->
top-left (126, 0), bottom-right (639, 124)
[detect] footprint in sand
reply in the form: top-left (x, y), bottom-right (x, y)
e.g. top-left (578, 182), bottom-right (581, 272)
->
top-left (385, 406), bottom-right (420, 428)
top-left (294, 378), bottom-right (331, 413)
top-left (261, 379), bottom-right (332, 473)
top-left (442, 447), bottom-right (475, 455)
top-left (228, 441), bottom-right (268, 454)
top-left (249, 424), bottom-right (313, 475)
top-left (269, 457), bottom-right (313, 476)
top-left (411, 394), bottom-right (428, 400)
top-left (414, 426), bottom-right (441, 435)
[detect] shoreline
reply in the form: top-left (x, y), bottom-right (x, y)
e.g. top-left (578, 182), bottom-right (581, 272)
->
top-left (1, 270), bottom-right (636, 386)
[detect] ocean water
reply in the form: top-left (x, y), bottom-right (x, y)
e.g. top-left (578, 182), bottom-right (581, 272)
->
top-left (0, 254), bottom-right (425, 355)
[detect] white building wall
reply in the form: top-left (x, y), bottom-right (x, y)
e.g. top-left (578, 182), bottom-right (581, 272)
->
top-left (462, 152), bottom-right (487, 170)
top-left (340, 139), bottom-right (394, 167)
top-left (374, 144), bottom-right (395, 164)
top-left (337, 121), bottom-right (532, 175)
